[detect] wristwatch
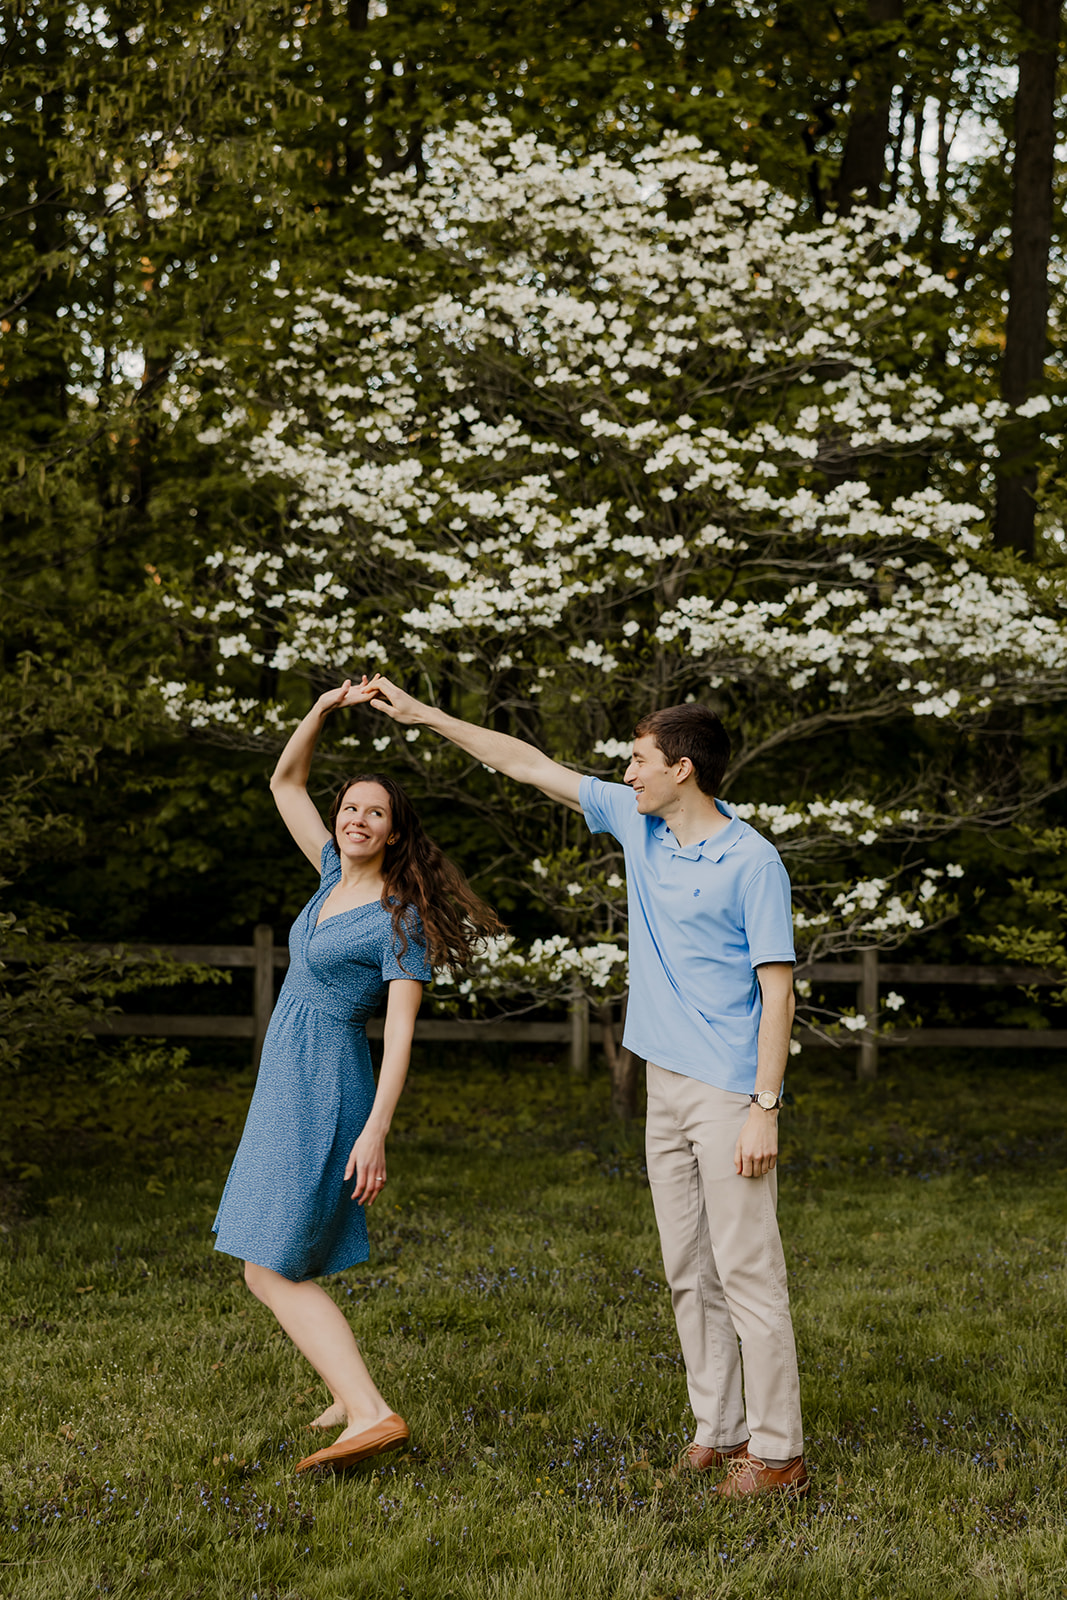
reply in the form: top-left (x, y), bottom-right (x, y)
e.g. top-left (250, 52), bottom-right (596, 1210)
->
top-left (750, 1091), bottom-right (782, 1111)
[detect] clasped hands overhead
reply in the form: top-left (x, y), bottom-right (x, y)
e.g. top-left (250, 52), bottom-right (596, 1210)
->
top-left (322, 674), bottom-right (423, 724)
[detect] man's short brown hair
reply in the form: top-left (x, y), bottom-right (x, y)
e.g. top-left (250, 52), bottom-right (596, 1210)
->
top-left (633, 704), bottom-right (731, 797)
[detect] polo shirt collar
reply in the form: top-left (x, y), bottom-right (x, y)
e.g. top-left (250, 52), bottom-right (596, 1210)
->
top-left (652, 800), bottom-right (743, 863)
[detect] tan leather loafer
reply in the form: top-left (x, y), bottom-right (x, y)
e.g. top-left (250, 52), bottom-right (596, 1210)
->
top-left (294, 1412), bottom-right (409, 1474)
top-left (713, 1451), bottom-right (810, 1498)
top-left (674, 1440), bottom-right (749, 1475)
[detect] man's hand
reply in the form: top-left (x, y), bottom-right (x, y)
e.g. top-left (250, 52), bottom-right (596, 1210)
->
top-left (368, 676), bottom-right (427, 726)
top-left (343, 673), bottom-right (384, 706)
top-left (736, 962), bottom-right (793, 1178)
top-left (734, 1105), bottom-right (778, 1178)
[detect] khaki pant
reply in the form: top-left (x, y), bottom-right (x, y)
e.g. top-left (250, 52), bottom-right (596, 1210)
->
top-left (645, 1061), bottom-right (804, 1461)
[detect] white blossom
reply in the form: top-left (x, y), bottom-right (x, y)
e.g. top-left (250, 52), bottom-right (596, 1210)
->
top-left (161, 120), bottom-right (1059, 1019)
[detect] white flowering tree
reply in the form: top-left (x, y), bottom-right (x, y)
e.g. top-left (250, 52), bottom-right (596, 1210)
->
top-left (167, 120), bottom-right (1067, 1070)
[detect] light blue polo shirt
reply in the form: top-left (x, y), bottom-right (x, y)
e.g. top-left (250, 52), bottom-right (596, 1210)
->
top-left (579, 777), bottom-right (795, 1092)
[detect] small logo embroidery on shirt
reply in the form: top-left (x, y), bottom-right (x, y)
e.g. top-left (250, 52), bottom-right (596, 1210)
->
top-left (693, 889), bottom-right (700, 897)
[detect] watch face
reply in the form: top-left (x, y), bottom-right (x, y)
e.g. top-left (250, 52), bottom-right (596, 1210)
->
top-left (757, 1092), bottom-right (778, 1110)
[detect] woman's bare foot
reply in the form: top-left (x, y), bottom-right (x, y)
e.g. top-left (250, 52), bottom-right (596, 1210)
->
top-left (308, 1401), bottom-right (346, 1431)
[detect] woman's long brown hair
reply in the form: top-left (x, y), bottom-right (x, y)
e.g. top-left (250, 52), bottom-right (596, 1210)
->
top-left (327, 774), bottom-right (503, 975)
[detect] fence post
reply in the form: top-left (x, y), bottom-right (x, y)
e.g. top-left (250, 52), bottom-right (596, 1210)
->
top-left (569, 981), bottom-right (590, 1079)
top-left (857, 947), bottom-right (879, 1082)
top-left (253, 924), bottom-right (274, 1068)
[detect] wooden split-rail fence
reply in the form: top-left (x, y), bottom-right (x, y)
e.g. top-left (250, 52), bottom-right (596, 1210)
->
top-left (79, 929), bottom-right (1067, 1081)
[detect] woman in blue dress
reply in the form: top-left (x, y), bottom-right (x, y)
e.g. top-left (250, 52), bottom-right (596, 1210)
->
top-left (213, 675), bottom-right (500, 1474)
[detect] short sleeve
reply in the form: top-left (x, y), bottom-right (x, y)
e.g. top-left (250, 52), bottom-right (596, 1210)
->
top-left (381, 906), bottom-right (432, 983)
top-left (579, 775), bottom-right (638, 843)
top-left (742, 858), bottom-right (795, 968)
top-left (319, 841), bottom-right (342, 890)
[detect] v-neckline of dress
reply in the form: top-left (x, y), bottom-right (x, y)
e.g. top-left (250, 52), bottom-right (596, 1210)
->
top-left (313, 898), bottom-right (383, 933)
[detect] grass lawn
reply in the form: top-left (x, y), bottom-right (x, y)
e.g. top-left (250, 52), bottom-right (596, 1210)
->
top-left (2, 1054), bottom-right (1066, 1599)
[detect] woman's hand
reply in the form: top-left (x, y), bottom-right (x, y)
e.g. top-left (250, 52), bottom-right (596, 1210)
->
top-left (315, 675), bottom-right (382, 717)
top-left (269, 673), bottom-right (384, 870)
top-left (346, 1123), bottom-right (388, 1207)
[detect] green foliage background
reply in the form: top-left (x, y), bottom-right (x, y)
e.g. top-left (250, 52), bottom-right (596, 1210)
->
top-left (4, 0), bottom-right (1067, 1109)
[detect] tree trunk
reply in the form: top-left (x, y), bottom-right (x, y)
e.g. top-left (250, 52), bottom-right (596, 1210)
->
top-left (994, 0), bottom-right (1060, 557)
top-left (600, 998), bottom-right (642, 1121)
top-left (610, 1047), bottom-right (642, 1123)
top-left (833, 0), bottom-right (905, 213)
top-left (21, 8), bottom-right (71, 442)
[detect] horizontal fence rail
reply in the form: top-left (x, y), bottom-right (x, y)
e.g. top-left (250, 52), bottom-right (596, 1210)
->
top-left (72, 930), bottom-right (1067, 1080)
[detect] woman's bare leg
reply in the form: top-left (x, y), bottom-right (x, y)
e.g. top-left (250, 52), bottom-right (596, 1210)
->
top-left (245, 1262), bottom-right (394, 1439)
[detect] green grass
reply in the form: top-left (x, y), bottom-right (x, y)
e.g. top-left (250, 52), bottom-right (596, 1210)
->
top-left (2, 1055), bottom-right (1067, 1599)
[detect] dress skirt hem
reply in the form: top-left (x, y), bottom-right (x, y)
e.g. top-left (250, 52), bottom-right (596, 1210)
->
top-left (211, 1229), bottom-right (371, 1283)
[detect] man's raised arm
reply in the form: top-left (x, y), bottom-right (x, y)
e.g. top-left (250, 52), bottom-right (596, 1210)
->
top-left (370, 676), bottom-right (585, 812)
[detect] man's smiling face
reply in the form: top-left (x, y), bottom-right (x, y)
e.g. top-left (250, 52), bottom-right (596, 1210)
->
top-left (624, 734), bottom-right (682, 816)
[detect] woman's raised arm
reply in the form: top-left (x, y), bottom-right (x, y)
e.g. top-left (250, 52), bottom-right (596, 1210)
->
top-left (269, 677), bottom-right (380, 868)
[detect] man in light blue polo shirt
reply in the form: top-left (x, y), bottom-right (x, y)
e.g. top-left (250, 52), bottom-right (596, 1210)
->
top-left (370, 680), bottom-right (807, 1498)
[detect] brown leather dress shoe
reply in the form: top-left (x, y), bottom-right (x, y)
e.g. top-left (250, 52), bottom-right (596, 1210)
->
top-left (294, 1412), bottom-right (409, 1474)
top-left (713, 1451), bottom-right (810, 1498)
top-left (675, 1440), bottom-right (749, 1475)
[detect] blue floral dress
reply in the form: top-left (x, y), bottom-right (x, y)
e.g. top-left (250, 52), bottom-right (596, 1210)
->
top-left (213, 843), bottom-right (430, 1280)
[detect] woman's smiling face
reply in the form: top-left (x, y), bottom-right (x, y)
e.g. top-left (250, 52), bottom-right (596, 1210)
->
top-left (333, 781), bottom-right (395, 864)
